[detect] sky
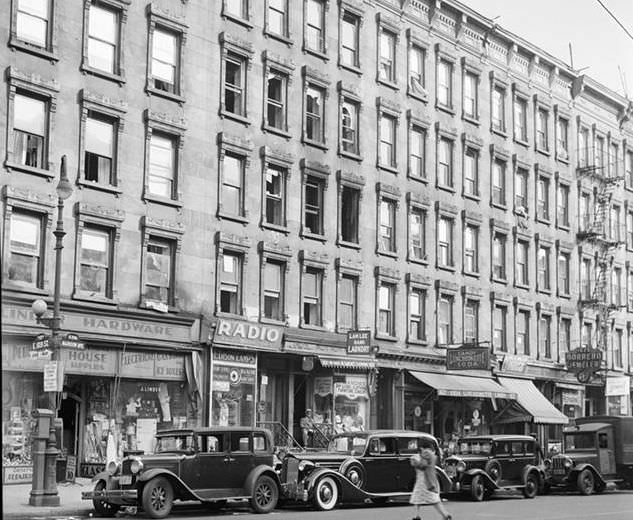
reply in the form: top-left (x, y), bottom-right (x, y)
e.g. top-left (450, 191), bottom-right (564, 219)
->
top-left (458, 0), bottom-right (633, 98)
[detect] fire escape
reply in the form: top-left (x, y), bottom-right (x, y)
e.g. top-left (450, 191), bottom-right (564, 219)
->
top-left (576, 149), bottom-right (626, 354)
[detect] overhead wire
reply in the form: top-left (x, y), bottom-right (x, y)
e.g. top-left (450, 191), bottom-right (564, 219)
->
top-left (594, 0), bottom-right (633, 41)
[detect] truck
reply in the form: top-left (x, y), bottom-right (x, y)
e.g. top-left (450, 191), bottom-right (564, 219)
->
top-left (545, 415), bottom-right (633, 495)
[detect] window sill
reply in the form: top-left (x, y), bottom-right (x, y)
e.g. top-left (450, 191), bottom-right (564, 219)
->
top-left (536, 146), bottom-right (551, 157)
top-left (222, 13), bottom-right (253, 29)
top-left (491, 127), bottom-right (508, 139)
top-left (407, 338), bottom-right (428, 347)
top-left (437, 184), bottom-right (456, 194)
top-left (375, 333), bottom-right (398, 342)
top-left (302, 138), bottom-right (328, 151)
top-left (339, 62), bottom-right (362, 76)
top-left (143, 194), bottom-right (183, 208)
top-left (300, 323), bottom-right (327, 331)
top-left (407, 173), bottom-right (428, 184)
top-left (216, 310), bottom-right (245, 319)
top-left (513, 137), bottom-right (529, 148)
top-left (463, 270), bottom-right (480, 279)
top-left (537, 288), bottom-right (552, 296)
top-left (376, 78), bottom-right (399, 91)
top-left (301, 230), bottom-right (327, 242)
top-left (514, 282), bottom-right (530, 291)
top-left (491, 201), bottom-right (507, 211)
top-left (463, 192), bottom-right (480, 202)
top-left (437, 264), bottom-right (456, 273)
top-left (340, 150), bottom-right (363, 162)
top-left (146, 86), bottom-right (185, 104)
top-left (303, 46), bottom-right (329, 61)
top-left (264, 30), bottom-right (293, 46)
top-left (557, 292), bottom-right (571, 300)
top-left (377, 163), bottom-right (398, 174)
top-left (536, 216), bottom-right (551, 226)
top-left (338, 239), bottom-right (361, 250)
top-left (77, 179), bottom-right (123, 196)
top-left (218, 211), bottom-right (249, 225)
top-left (73, 292), bottom-right (118, 305)
top-left (408, 256), bottom-right (428, 266)
top-left (9, 39), bottom-right (58, 62)
top-left (556, 222), bottom-right (570, 232)
top-left (462, 114), bottom-right (480, 126)
top-left (555, 153), bottom-right (570, 165)
top-left (140, 300), bottom-right (178, 313)
top-left (81, 64), bottom-right (125, 85)
top-left (491, 276), bottom-right (508, 285)
top-left (220, 110), bottom-right (251, 126)
top-left (262, 222), bottom-right (290, 234)
top-left (436, 103), bottom-right (456, 116)
top-left (377, 249), bottom-right (398, 258)
top-left (4, 161), bottom-right (54, 179)
top-left (260, 316), bottom-right (288, 326)
top-left (514, 206), bottom-right (530, 216)
top-left (1, 282), bottom-right (49, 297)
top-left (263, 125), bottom-right (292, 139)
top-left (407, 89), bottom-right (428, 103)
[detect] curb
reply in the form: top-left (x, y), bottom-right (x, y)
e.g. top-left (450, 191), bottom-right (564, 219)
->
top-left (3, 508), bottom-right (93, 519)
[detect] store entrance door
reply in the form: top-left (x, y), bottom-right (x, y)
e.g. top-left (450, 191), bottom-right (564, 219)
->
top-left (60, 393), bottom-right (81, 458)
top-left (293, 375), bottom-right (308, 447)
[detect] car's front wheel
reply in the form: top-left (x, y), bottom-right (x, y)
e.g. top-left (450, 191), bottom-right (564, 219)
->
top-left (522, 472), bottom-right (538, 498)
top-left (142, 476), bottom-right (174, 519)
top-left (250, 475), bottom-right (278, 514)
top-left (313, 476), bottom-right (339, 511)
top-left (577, 469), bottom-right (595, 496)
top-left (470, 475), bottom-right (486, 501)
top-left (92, 480), bottom-right (119, 517)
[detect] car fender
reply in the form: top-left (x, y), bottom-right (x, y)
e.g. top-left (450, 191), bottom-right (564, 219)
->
top-left (303, 467), bottom-right (368, 502)
top-left (244, 465), bottom-right (281, 496)
top-left (137, 468), bottom-right (197, 500)
top-left (521, 465), bottom-right (542, 487)
top-left (91, 471), bottom-right (113, 484)
top-left (434, 466), bottom-right (452, 493)
top-left (464, 469), bottom-right (499, 489)
top-left (570, 463), bottom-right (607, 487)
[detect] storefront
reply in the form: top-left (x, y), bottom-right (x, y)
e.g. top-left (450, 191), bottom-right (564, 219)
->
top-left (605, 375), bottom-right (631, 416)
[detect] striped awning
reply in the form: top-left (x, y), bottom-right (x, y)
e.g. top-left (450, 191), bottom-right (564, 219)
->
top-left (497, 377), bottom-right (569, 425)
top-left (409, 371), bottom-right (516, 399)
top-left (319, 357), bottom-right (375, 370)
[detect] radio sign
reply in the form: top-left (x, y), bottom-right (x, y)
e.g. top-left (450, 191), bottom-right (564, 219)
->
top-left (565, 348), bottom-right (603, 373)
top-left (446, 348), bottom-right (490, 370)
top-left (346, 330), bottom-right (372, 355)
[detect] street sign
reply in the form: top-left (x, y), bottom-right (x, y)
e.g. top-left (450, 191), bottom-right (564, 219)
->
top-left (346, 330), bottom-right (372, 355)
top-left (60, 333), bottom-right (84, 349)
top-left (446, 347), bottom-right (490, 370)
top-left (32, 333), bottom-right (49, 350)
top-left (29, 349), bottom-right (51, 360)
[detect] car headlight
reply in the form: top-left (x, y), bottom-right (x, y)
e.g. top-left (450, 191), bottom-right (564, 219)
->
top-left (298, 460), bottom-right (314, 472)
top-left (456, 461), bottom-right (466, 473)
top-left (130, 459), bottom-right (144, 474)
top-left (563, 459), bottom-right (572, 468)
top-left (106, 461), bottom-right (120, 475)
top-left (544, 459), bottom-right (552, 468)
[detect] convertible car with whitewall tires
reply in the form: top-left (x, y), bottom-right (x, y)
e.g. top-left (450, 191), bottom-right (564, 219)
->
top-left (279, 430), bottom-right (451, 511)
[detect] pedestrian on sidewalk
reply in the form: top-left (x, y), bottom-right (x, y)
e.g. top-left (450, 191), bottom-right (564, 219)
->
top-left (409, 448), bottom-right (452, 520)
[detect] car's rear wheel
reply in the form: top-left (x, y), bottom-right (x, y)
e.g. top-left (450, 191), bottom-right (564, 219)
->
top-left (470, 475), bottom-right (486, 501)
top-left (577, 469), bottom-right (595, 496)
top-left (313, 476), bottom-right (339, 511)
top-left (92, 480), bottom-right (120, 517)
top-left (522, 472), bottom-right (538, 498)
top-left (250, 475), bottom-right (278, 514)
top-left (142, 476), bottom-right (174, 519)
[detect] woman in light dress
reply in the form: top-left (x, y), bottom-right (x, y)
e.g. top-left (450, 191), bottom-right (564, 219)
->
top-left (409, 448), bottom-right (453, 520)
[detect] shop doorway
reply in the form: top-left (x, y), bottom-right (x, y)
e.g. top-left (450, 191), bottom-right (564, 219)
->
top-left (59, 393), bottom-right (81, 458)
top-left (293, 374), bottom-right (308, 445)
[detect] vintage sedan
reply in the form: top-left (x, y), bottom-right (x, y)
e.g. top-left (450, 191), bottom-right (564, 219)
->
top-left (81, 427), bottom-right (280, 518)
top-left (279, 430), bottom-right (451, 511)
top-left (443, 435), bottom-right (545, 501)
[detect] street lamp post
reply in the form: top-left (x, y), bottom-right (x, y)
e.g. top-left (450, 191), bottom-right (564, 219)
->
top-left (29, 155), bottom-right (73, 507)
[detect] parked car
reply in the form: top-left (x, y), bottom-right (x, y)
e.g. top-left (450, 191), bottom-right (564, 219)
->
top-left (279, 430), bottom-right (451, 511)
top-left (443, 435), bottom-right (545, 501)
top-left (545, 415), bottom-right (633, 495)
top-left (81, 427), bottom-right (280, 518)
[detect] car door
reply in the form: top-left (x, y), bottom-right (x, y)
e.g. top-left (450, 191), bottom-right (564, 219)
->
top-left (363, 436), bottom-right (399, 493)
top-left (224, 431), bottom-right (256, 493)
top-left (494, 440), bottom-right (516, 485)
top-left (196, 433), bottom-right (231, 498)
top-left (597, 430), bottom-right (616, 475)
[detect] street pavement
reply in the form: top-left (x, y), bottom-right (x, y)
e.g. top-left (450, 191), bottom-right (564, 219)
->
top-left (3, 485), bottom-right (633, 520)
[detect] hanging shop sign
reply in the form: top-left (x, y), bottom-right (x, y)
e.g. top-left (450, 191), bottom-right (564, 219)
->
top-left (565, 348), bottom-right (603, 373)
top-left (446, 347), bottom-right (490, 370)
top-left (314, 376), bottom-right (333, 396)
top-left (606, 376), bottom-right (630, 397)
top-left (346, 330), bottom-right (372, 355)
top-left (213, 318), bottom-right (283, 350)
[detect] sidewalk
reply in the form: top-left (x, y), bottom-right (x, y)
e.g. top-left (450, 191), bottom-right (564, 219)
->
top-left (2, 479), bottom-right (94, 518)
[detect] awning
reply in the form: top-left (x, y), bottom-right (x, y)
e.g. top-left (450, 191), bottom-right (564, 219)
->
top-left (497, 377), bottom-right (569, 425)
top-left (319, 357), bottom-right (375, 370)
top-left (409, 371), bottom-right (516, 399)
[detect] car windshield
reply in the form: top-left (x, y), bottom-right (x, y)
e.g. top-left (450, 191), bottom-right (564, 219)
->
top-left (564, 433), bottom-right (595, 451)
top-left (327, 435), bottom-right (367, 456)
top-left (457, 440), bottom-right (491, 455)
top-left (155, 435), bottom-right (196, 453)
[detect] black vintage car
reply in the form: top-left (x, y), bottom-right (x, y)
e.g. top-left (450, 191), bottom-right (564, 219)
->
top-left (443, 435), bottom-right (545, 501)
top-left (279, 430), bottom-right (451, 511)
top-left (81, 427), bottom-right (280, 518)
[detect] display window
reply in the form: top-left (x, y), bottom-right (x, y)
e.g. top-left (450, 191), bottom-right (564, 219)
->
top-left (311, 373), bottom-right (369, 436)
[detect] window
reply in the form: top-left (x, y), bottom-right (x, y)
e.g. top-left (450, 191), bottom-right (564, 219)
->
top-left (84, 112), bottom-right (115, 185)
top-left (581, 258), bottom-right (592, 299)
top-left (379, 114), bottom-right (396, 167)
top-left (513, 96), bottom-right (527, 141)
top-left (340, 10), bottom-right (359, 68)
top-left (340, 185), bottom-right (360, 243)
top-left (559, 318), bottom-right (571, 359)
top-left (341, 100), bottom-right (359, 154)
top-left (220, 252), bottom-right (242, 314)
top-left (86, 3), bottom-right (119, 74)
top-left (538, 246), bottom-right (550, 291)
top-left (557, 183), bottom-right (570, 227)
top-left (612, 267), bottom-right (623, 306)
top-left (379, 198), bottom-right (396, 252)
top-left (409, 207), bottom-right (426, 261)
top-left (579, 127), bottom-right (590, 167)
top-left (145, 237), bottom-right (174, 305)
top-left (536, 107), bottom-right (549, 151)
top-left (378, 282), bottom-right (395, 336)
top-left (409, 45), bottom-right (425, 95)
top-left (515, 240), bottom-right (529, 286)
top-left (463, 224), bottom-right (478, 274)
top-left (79, 226), bottom-right (112, 297)
top-left (581, 323), bottom-right (592, 349)
top-left (629, 272), bottom-right (633, 309)
top-left (463, 71), bottom-right (478, 119)
top-left (596, 135), bottom-right (605, 169)
top-left (463, 147), bottom-right (479, 197)
top-left (305, 0), bottom-right (325, 53)
top-left (610, 205), bottom-right (622, 242)
top-left (558, 252), bottom-right (570, 295)
top-left (515, 168), bottom-right (528, 210)
top-left (464, 299), bottom-right (478, 344)
top-left (265, 165), bottom-right (286, 226)
top-left (493, 305), bottom-right (507, 352)
top-left (150, 28), bottom-right (180, 95)
top-left (267, 0), bottom-right (287, 36)
top-left (437, 59), bottom-right (452, 108)
top-left (224, 53), bottom-right (247, 117)
top-left (266, 70), bottom-right (287, 131)
top-left (305, 86), bottom-right (325, 143)
top-left (492, 233), bottom-right (506, 280)
top-left (409, 288), bottom-right (426, 341)
top-left (626, 150), bottom-right (633, 188)
top-left (438, 216), bottom-right (453, 267)
top-left (540, 315), bottom-right (552, 359)
top-left (557, 118), bottom-right (569, 159)
top-left (379, 28), bottom-right (396, 83)
top-left (409, 126), bottom-right (425, 179)
top-left (304, 175), bottom-right (324, 235)
top-left (438, 294), bottom-right (453, 345)
top-left (516, 310), bottom-right (529, 356)
top-left (148, 133), bottom-right (177, 199)
top-left (338, 275), bottom-right (357, 330)
top-left (221, 153), bottom-right (245, 216)
top-left (15, 0), bottom-right (50, 48)
top-left (610, 143), bottom-right (619, 178)
top-left (7, 211), bottom-right (43, 287)
top-left (580, 192), bottom-right (591, 231)
top-left (438, 137), bottom-right (453, 187)
top-left (225, 0), bottom-right (248, 20)
top-left (263, 260), bottom-right (284, 320)
top-left (12, 92), bottom-right (47, 169)
top-left (627, 212), bottom-right (633, 249)
top-left (492, 159), bottom-right (506, 206)
top-left (492, 86), bottom-right (505, 132)
top-left (537, 175), bottom-right (550, 220)
top-left (614, 330), bottom-right (623, 368)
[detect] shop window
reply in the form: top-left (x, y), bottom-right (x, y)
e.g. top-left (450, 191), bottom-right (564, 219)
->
top-left (340, 185), bottom-right (360, 244)
top-left (144, 237), bottom-right (175, 306)
top-left (7, 210), bottom-right (45, 288)
top-left (263, 259), bottom-right (284, 321)
top-left (304, 175), bottom-right (325, 236)
top-left (302, 267), bottom-right (323, 326)
top-left (338, 274), bottom-right (357, 331)
top-left (264, 165), bottom-right (287, 227)
top-left (305, 0), bottom-right (326, 54)
top-left (340, 10), bottom-right (359, 68)
top-left (219, 252), bottom-right (242, 315)
top-left (78, 226), bottom-right (112, 298)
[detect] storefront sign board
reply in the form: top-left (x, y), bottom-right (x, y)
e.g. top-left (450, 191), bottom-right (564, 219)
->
top-left (500, 355), bottom-right (528, 373)
top-left (561, 390), bottom-right (582, 408)
top-left (565, 348), bottom-right (603, 373)
top-left (606, 376), bottom-right (630, 397)
top-left (213, 318), bottom-right (283, 350)
top-left (3, 465), bottom-right (33, 484)
top-left (446, 348), bottom-right (490, 370)
top-left (334, 381), bottom-right (368, 399)
top-left (346, 330), bottom-right (372, 355)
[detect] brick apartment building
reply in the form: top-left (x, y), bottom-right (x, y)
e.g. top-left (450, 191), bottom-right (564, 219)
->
top-left (1, 0), bottom-right (632, 481)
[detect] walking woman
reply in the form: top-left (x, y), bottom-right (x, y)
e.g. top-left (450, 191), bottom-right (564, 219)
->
top-left (409, 448), bottom-right (453, 520)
